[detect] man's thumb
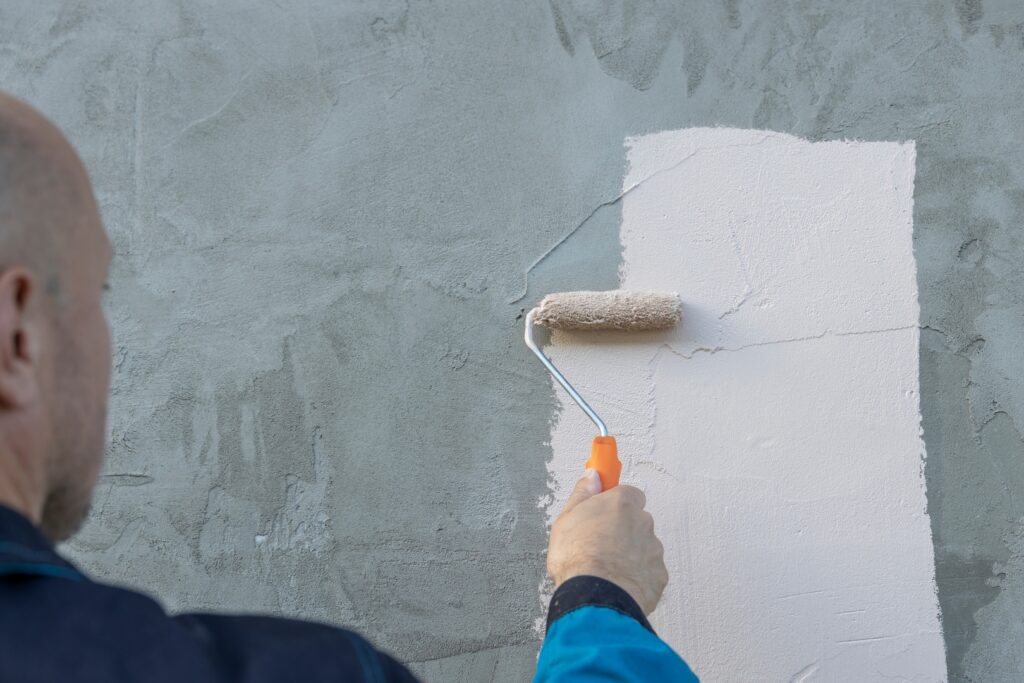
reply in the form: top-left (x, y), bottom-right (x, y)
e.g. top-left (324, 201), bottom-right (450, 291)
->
top-left (562, 469), bottom-right (602, 513)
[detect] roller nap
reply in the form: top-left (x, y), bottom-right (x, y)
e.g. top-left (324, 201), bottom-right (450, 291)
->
top-left (533, 290), bottom-right (681, 331)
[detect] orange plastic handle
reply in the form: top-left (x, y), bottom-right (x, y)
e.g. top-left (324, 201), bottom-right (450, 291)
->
top-left (586, 435), bottom-right (621, 490)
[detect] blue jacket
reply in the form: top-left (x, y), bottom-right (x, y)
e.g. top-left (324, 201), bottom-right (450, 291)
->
top-left (534, 576), bottom-right (699, 682)
top-left (0, 505), bottom-right (696, 681)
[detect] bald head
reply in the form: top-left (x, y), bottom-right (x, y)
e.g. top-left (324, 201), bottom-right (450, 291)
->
top-left (0, 92), bottom-right (112, 541)
top-left (0, 93), bottom-right (103, 299)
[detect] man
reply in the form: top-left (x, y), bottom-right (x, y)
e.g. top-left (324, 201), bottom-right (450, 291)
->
top-left (0, 93), bottom-right (697, 681)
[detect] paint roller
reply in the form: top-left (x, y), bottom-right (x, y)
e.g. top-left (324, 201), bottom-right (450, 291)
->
top-left (524, 290), bottom-right (682, 490)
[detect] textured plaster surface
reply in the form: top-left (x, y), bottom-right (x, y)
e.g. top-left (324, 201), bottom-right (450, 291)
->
top-left (546, 128), bottom-right (945, 680)
top-left (0, 1), bottom-right (1022, 680)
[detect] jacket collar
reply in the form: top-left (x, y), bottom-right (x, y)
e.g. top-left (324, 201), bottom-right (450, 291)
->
top-left (0, 504), bottom-right (83, 581)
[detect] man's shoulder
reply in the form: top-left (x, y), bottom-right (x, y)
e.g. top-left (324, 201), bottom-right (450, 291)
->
top-left (0, 568), bottom-right (419, 682)
top-left (0, 506), bottom-right (419, 682)
top-left (0, 533), bottom-right (215, 681)
top-left (173, 612), bottom-right (420, 681)
top-left (0, 504), bottom-right (171, 627)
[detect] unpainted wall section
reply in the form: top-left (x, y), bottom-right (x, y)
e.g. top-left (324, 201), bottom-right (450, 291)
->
top-left (1, 1), bottom-right (1023, 680)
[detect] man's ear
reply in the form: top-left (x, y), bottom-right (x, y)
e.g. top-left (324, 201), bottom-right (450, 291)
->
top-left (0, 267), bottom-right (40, 409)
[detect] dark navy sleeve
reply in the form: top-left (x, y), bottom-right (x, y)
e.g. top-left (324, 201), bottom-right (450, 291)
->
top-left (534, 576), bottom-right (699, 682)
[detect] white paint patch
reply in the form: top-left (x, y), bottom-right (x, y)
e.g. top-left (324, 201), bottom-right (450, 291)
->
top-left (545, 129), bottom-right (946, 681)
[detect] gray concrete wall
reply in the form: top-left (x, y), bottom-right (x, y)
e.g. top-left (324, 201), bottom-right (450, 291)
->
top-left (2, 1), bottom-right (1022, 680)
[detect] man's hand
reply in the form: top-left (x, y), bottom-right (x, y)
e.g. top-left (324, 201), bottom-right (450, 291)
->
top-left (547, 469), bottom-right (669, 615)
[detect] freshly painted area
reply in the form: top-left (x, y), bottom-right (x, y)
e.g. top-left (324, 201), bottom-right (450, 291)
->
top-left (546, 129), bottom-right (946, 680)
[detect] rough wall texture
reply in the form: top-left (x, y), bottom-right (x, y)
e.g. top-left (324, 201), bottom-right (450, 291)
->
top-left (1, 1), bottom-right (1022, 680)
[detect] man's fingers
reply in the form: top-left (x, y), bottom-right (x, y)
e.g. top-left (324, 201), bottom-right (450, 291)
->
top-left (611, 484), bottom-right (646, 510)
top-left (562, 469), bottom-right (602, 514)
top-left (640, 510), bottom-right (655, 532)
